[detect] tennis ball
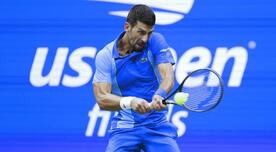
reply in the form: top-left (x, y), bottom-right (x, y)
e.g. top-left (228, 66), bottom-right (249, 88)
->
top-left (174, 92), bottom-right (189, 105)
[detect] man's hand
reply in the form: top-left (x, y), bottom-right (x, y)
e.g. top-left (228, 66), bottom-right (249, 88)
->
top-left (150, 95), bottom-right (167, 111)
top-left (131, 98), bottom-right (151, 114)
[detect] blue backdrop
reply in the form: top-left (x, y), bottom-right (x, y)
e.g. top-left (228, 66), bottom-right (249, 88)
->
top-left (0, 0), bottom-right (276, 151)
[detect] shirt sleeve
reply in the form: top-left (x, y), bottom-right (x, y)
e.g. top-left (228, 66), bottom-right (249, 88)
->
top-left (149, 32), bottom-right (175, 65)
top-left (92, 49), bottom-right (112, 83)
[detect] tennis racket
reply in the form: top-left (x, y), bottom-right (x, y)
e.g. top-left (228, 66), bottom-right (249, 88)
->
top-left (163, 68), bottom-right (224, 112)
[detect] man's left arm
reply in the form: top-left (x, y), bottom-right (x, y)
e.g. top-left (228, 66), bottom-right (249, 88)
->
top-left (149, 32), bottom-right (175, 111)
top-left (151, 63), bottom-right (174, 111)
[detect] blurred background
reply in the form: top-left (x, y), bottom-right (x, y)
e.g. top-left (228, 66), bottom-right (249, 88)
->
top-left (0, 0), bottom-right (276, 151)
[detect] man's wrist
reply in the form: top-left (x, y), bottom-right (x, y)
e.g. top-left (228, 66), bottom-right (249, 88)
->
top-left (154, 88), bottom-right (167, 98)
top-left (120, 97), bottom-right (136, 109)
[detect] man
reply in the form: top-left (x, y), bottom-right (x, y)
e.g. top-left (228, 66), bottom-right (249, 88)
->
top-left (93, 4), bottom-right (180, 152)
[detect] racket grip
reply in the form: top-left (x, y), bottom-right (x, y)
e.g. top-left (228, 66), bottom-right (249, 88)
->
top-left (148, 100), bottom-right (167, 109)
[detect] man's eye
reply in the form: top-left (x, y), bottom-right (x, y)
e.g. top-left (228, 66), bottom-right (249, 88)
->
top-left (138, 31), bottom-right (146, 35)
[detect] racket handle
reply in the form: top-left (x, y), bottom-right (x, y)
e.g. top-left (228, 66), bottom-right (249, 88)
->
top-left (162, 99), bottom-right (167, 105)
top-left (148, 100), bottom-right (167, 109)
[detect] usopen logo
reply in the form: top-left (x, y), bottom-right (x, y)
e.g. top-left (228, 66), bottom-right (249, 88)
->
top-left (88, 0), bottom-right (195, 25)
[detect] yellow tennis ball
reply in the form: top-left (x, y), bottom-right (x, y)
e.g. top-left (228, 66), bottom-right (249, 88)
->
top-left (174, 92), bottom-right (189, 105)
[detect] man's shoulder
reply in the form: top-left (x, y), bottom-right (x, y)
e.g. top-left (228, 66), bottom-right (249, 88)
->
top-left (149, 32), bottom-right (166, 44)
top-left (96, 41), bottom-right (115, 59)
top-left (99, 41), bottom-right (115, 55)
top-left (150, 32), bottom-right (164, 39)
top-left (104, 41), bottom-right (116, 51)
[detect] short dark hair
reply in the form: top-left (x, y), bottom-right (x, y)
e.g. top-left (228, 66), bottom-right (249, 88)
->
top-left (127, 4), bottom-right (156, 27)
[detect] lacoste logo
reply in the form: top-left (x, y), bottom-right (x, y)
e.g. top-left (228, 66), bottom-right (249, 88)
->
top-left (88, 0), bottom-right (195, 25)
top-left (140, 58), bottom-right (147, 63)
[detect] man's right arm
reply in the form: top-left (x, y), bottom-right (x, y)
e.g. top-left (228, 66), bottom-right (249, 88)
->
top-left (92, 49), bottom-right (122, 111)
top-left (93, 82), bottom-right (121, 111)
top-left (93, 82), bottom-right (150, 114)
top-left (93, 49), bottom-right (150, 113)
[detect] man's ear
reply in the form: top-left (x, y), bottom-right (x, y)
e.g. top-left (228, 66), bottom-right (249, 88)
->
top-left (124, 22), bottom-right (131, 32)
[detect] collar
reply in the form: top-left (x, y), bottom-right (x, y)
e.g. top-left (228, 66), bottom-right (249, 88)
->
top-left (112, 32), bottom-right (125, 59)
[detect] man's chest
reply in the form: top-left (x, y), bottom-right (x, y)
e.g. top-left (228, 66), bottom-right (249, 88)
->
top-left (115, 51), bottom-right (157, 87)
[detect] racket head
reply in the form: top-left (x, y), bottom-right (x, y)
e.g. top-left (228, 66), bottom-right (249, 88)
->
top-left (166, 68), bottom-right (224, 112)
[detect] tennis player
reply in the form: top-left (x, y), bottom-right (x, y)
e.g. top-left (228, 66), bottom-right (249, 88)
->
top-left (93, 4), bottom-right (180, 152)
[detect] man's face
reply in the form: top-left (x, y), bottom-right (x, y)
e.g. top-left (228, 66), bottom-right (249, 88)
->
top-left (126, 21), bottom-right (154, 52)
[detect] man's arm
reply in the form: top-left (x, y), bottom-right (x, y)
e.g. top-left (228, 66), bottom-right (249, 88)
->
top-left (148, 33), bottom-right (175, 111)
top-left (150, 63), bottom-right (174, 111)
top-left (158, 63), bottom-right (174, 94)
top-left (93, 82), bottom-right (151, 114)
top-left (93, 82), bottom-right (121, 111)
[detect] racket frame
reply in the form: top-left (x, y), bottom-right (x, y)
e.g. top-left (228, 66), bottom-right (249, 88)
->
top-left (162, 68), bottom-right (224, 112)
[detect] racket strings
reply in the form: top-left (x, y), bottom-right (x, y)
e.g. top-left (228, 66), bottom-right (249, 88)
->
top-left (181, 70), bottom-right (222, 111)
top-left (184, 86), bottom-right (220, 109)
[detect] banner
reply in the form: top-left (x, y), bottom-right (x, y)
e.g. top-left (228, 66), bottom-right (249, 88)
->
top-left (0, 0), bottom-right (275, 151)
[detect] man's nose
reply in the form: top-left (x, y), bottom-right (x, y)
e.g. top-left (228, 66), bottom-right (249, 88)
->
top-left (141, 35), bottom-right (148, 43)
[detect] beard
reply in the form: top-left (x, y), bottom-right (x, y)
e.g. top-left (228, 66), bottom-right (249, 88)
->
top-left (131, 39), bottom-right (146, 52)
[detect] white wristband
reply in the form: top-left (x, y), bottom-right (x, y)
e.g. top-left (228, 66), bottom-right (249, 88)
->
top-left (120, 97), bottom-right (135, 109)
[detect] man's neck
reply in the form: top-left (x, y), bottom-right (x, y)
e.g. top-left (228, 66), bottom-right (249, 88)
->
top-left (117, 34), bottom-right (132, 56)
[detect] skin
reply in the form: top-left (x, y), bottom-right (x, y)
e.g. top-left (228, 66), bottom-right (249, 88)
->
top-left (93, 21), bottom-right (174, 114)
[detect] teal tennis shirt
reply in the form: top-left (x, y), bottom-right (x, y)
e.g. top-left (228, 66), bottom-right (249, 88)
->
top-left (93, 32), bottom-right (175, 129)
